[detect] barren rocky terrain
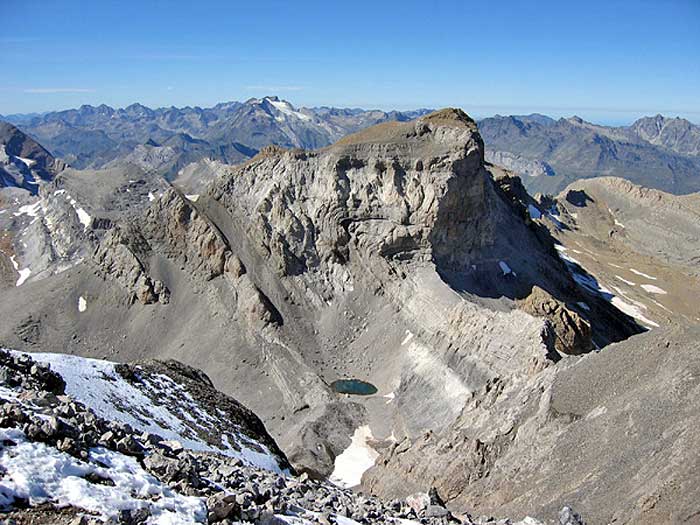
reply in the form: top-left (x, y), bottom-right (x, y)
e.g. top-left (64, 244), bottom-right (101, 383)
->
top-left (1, 107), bottom-right (699, 524)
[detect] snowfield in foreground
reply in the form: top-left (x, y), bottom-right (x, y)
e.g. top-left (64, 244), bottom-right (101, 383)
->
top-left (21, 352), bottom-right (286, 473)
top-left (0, 427), bottom-right (205, 524)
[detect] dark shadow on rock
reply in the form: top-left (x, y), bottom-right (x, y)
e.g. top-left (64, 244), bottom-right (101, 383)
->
top-left (565, 189), bottom-right (595, 207)
top-left (432, 169), bottom-right (644, 351)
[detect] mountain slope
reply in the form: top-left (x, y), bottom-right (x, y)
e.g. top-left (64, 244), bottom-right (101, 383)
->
top-left (543, 176), bottom-right (700, 327)
top-left (479, 114), bottom-right (700, 195)
top-left (364, 323), bottom-right (700, 524)
top-left (0, 121), bottom-right (66, 193)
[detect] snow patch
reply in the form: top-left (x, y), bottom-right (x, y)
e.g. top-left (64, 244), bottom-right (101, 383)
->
top-left (10, 255), bottom-right (31, 287)
top-left (630, 268), bottom-right (657, 280)
top-left (527, 204), bottom-right (542, 219)
top-left (26, 352), bottom-right (285, 473)
top-left (329, 426), bottom-right (379, 488)
top-left (401, 330), bottom-right (414, 346)
top-left (499, 261), bottom-right (515, 276)
top-left (611, 296), bottom-right (659, 328)
top-left (15, 156), bottom-right (36, 168)
top-left (74, 207), bottom-right (91, 230)
top-left (268, 99), bottom-right (312, 122)
top-left (641, 284), bottom-right (667, 295)
top-left (556, 248), bottom-right (659, 328)
top-left (148, 192), bottom-right (156, 202)
top-left (13, 202), bottom-right (41, 218)
top-left (185, 194), bottom-right (199, 202)
top-left (615, 275), bottom-right (636, 286)
top-left (0, 427), bottom-right (206, 523)
top-left (78, 296), bottom-right (88, 313)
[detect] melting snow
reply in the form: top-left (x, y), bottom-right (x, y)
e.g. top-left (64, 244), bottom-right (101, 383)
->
top-left (9, 255), bottom-right (31, 287)
top-left (610, 296), bottom-right (659, 328)
top-left (615, 276), bottom-right (636, 286)
top-left (64, 195), bottom-right (91, 230)
top-left (0, 427), bottom-right (206, 523)
top-left (13, 202), bottom-right (41, 218)
top-left (16, 156), bottom-right (36, 168)
top-left (555, 246), bottom-right (581, 265)
top-left (556, 248), bottom-right (659, 328)
top-left (268, 99), bottom-right (312, 122)
top-left (527, 204), bottom-right (542, 219)
top-left (630, 268), bottom-right (657, 280)
top-left (329, 426), bottom-right (379, 488)
top-left (25, 352), bottom-right (285, 473)
top-left (185, 194), bottom-right (200, 202)
top-left (148, 192), bottom-right (156, 202)
top-left (74, 207), bottom-right (91, 229)
top-left (641, 284), bottom-right (667, 295)
top-left (78, 296), bottom-right (88, 312)
top-left (499, 261), bottom-right (515, 276)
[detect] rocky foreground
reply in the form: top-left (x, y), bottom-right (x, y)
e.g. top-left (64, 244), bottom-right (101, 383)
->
top-left (0, 349), bottom-right (584, 525)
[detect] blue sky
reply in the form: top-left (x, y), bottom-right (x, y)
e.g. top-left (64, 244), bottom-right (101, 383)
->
top-left (1, 0), bottom-right (699, 124)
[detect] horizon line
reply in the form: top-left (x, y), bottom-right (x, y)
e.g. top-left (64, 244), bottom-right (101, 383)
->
top-left (2, 96), bottom-right (699, 126)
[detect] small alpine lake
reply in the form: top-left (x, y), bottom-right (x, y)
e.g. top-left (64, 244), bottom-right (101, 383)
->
top-left (330, 379), bottom-right (378, 396)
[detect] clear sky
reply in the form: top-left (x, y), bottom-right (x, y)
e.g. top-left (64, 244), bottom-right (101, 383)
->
top-left (1, 0), bottom-right (699, 124)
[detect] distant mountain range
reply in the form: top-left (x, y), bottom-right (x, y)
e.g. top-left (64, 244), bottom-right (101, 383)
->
top-left (3, 99), bottom-right (700, 196)
top-left (2, 97), bottom-right (431, 178)
top-left (479, 113), bottom-right (700, 195)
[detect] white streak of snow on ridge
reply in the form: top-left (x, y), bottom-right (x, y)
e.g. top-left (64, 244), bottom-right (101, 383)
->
top-left (25, 352), bottom-right (284, 473)
top-left (0, 427), bottom-right (206, 524)
top-left (527, 204), bottom-right (542, 219)
top-left (630, 268), bottom-right (657, 280)
top-left (16, 156), bottom-right (36, 168)
top-left (9, 255), bottom-right (31, 287)
top-left (555, 246), bottom-right (659, 328)
top-left (64, 195), bottom-right (91, 230)
top-left (329, 425), bottom-right (379, 488)
top-left (13, 202), bottom-right (41, 218)
top-left (610, 297), bottom-right (659, 328)
top-left (268, 99), bottom-right (312, 122)
top-left (641, 284), bottom-right (667, 295)
top-left (499, 261), bottom-right (515, 276)
top-left (615, 275), bottom-right (636, 286)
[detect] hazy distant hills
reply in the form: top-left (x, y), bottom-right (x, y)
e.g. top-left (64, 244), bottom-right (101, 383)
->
top-left (4, 100), bottom-right (700, 195)
top-left (479, 114), bottom-right (700, 195)
top-left (3, 97), bottom-right (430, 177)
